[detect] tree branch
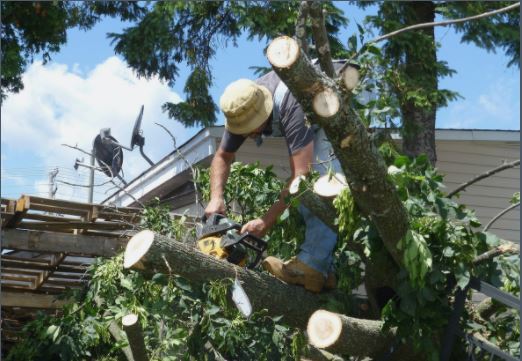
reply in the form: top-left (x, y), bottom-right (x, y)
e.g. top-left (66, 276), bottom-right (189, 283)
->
top-left (309, 1), bottom-right (335, 78)
top-left (295, 1), bottom-right (310, 56)
top-left (370, 2), bottom-right (520, 44)
top-left (483, 202), bottom-right (520, 232)
top-left (448, 160), bottom-right (520, 198)
top-left (473, 242), bottom-right (519, 265)
top-left (155, 123), bottom-right (204, 213)
top-left (340, 2), bottom-right (520, 74)
top-left (267, 35), bottom-right (409, 267)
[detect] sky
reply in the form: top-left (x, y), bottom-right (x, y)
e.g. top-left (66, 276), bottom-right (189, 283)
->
top-left (1, 3), bottom-right (520, 203)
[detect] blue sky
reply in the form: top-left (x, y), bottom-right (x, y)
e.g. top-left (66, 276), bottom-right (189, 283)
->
top-left (1, 3), bottom-right (519, 203)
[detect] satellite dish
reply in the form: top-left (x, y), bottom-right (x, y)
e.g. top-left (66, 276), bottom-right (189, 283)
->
top-left (93, 133), bottom-right (123, 178)
top-left (130, 105), bottom-right (144, 149)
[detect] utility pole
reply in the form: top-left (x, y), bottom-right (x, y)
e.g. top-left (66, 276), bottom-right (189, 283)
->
top-left (88, 146), bottom-right (95, 204)
top-left (48, 168), bottom-right (59, 199)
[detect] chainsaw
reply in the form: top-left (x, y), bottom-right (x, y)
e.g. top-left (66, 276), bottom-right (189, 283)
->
top-left (196, 213), bottom-right (268, 269)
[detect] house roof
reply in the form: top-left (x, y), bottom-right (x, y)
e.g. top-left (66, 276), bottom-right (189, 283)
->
top-left (102, 127), bottom-right (520, 207)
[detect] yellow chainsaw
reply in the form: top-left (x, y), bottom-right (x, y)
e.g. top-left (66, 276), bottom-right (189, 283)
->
top-left (196, 213), bottom-right (267, 269)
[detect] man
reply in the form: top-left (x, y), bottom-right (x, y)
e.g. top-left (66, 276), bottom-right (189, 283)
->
top-left (204, 70), bottom-right (341, 293)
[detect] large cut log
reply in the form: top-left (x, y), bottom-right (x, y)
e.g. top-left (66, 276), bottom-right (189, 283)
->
top-left (307, 310), bottom-right (395, 358)
top-left (266, 36), bottom-right (409, 267)
top-left (123, 229), bottom-right (385, 358)
top-left (124, 230), bottom-right (323, 329)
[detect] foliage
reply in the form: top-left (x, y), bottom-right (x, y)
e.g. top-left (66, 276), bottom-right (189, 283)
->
top-left (331, 144), bottom-right (519, 358)
top-left (142, 197), bottom-right (195, 242)
top-left (7, 246), bottom-right (304, 361)
top-left (196, 161), bottom-right (305, 260)
top-left (0, 1), bottom-right (145, 100)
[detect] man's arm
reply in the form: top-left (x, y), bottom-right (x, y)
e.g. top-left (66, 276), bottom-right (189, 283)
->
top-left (205, 147), bottom-right (235, 217)
top-left (241, 141), bottom-right (313, 236)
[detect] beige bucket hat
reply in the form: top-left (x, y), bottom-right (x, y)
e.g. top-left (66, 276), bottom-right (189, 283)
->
top-left (220, 79), bottom-right (273, 135)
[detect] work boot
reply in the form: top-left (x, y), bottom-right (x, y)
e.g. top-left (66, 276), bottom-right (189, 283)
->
top-left (262, 256), bottom-right (325, 293)
top-left (324, 272), bottom-right (337, 290)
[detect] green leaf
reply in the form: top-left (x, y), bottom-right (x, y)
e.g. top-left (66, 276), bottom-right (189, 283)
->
top-left (279, 208), bottom-right (289, 221)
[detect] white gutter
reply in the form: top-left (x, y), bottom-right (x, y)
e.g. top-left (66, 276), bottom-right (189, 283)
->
top-left (103, 128), bottom-right (217, 207)
top-left (390, 129), bottom-right (520, 142)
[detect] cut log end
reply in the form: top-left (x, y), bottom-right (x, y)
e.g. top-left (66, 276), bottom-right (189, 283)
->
top-left (289, 175), bottom-right (306, 195)
top-left (312, 89), bottom-right (340, 118)
top-left (313, 173), bottom-right (347, 198)
top-left (307, 310), bottom-right (343, 349)
top-left (124, 230), bottom-right (155, 269)
top-left (342, 66), bottom-right (360, 91)
top-left (122, 313), bottom-right (139, 327)
top-left (267, 36), bottom-right (300, 69)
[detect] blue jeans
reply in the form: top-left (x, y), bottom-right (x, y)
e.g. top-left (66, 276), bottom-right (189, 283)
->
top-left (296, 204), bottom-right (337, 277)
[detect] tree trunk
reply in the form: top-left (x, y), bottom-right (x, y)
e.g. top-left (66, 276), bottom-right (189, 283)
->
top-left (266, 36), bottom-right (409, 268)
top-left (399, 2), bottom-right (438, 166)
top-left (123, 230), bottom-right (399, 359)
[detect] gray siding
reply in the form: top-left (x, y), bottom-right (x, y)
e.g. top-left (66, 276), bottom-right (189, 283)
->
top-left (171, 132), bottom-right (519, 244)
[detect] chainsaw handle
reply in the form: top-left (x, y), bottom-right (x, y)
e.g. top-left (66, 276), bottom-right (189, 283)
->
top-left (237, 232), bottom-right (268, 269)
top-left (202, 213), bottom-right (226, 225)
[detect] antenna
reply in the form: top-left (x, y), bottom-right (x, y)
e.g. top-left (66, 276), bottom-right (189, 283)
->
top-left (100, 105), bottom-right (154, 166)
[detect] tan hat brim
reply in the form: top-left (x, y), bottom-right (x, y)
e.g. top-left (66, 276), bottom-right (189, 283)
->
top-left (225, 85), bottom-right (273, 135)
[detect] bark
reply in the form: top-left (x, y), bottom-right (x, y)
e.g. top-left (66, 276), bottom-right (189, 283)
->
top-left (122, 314), bottom-right (149, 361)
top-left (266, 36), bottom-right (409, 267)
top-left (124, 230), bottom-right (325, 329)
top-left (399, 2), bottom-right (438, 166)
top-left (123, 230), bottom-right (398, 359)
top-left (295, 1), bottom-right (310, 56)
top-left (307, 310), bottom-right (396, 358)
top-left (309, 2), bottom-right (335, 78)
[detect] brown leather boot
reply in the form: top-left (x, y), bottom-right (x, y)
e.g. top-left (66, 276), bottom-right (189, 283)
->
top-left (324, 272), bottom-right (337, 290)
top-left (262, 256), bottom-right (325, 293)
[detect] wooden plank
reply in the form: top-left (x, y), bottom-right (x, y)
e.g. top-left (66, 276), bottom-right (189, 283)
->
top-left (45, 278), bottom-right (86, 287)
top-left (24, 195), bottom-right (141, 214)
top-left (0, 259), bottom-right (88, 274)
top-left (17, 221), bottom-right (133, 232)
top-left (22, 203), bottom-right (88, 217)
top-left (1, 268), bottom-right (43, 277)
top-left (22, 213), bottom-right (79, 223)
top-left (5, 196), bottom-right (29, 228)
top-left (1, 292), bottom-right (72, 308)
top-left (2, 229), bottom-right (128, 257)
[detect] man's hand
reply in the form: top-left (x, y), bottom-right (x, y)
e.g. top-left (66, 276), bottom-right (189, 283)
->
top-left (241, 218), bottom-right (269, 238)
top-left (205, 198), bottom-right (225, 217)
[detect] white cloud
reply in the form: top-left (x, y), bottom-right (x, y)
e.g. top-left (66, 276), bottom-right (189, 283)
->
top-left (438, 75), bottom-right (519, 130)
top-left (1, 57), bottom-right (188, 202)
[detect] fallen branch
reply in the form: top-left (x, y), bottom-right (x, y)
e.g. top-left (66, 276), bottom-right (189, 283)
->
top-left (448, 160), bottom-right (520, 198)
top-left (483, 202), bottom-right (520, 232)
top-left (473, 242), bottom-right (519, 265)
top-left (267, 35), bottom-right (409, 267)
top-left (123, 229), bottom-right (386, 359)
top-left (95, 296), bottom-right (134, 361)
top-left (122, 313), bottom-right (149, 361)
top-left (307, 310), bottom-right (396, 358)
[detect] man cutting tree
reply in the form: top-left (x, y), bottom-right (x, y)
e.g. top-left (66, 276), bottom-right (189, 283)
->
top-left (204, 68), bottom-right (344, 293)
